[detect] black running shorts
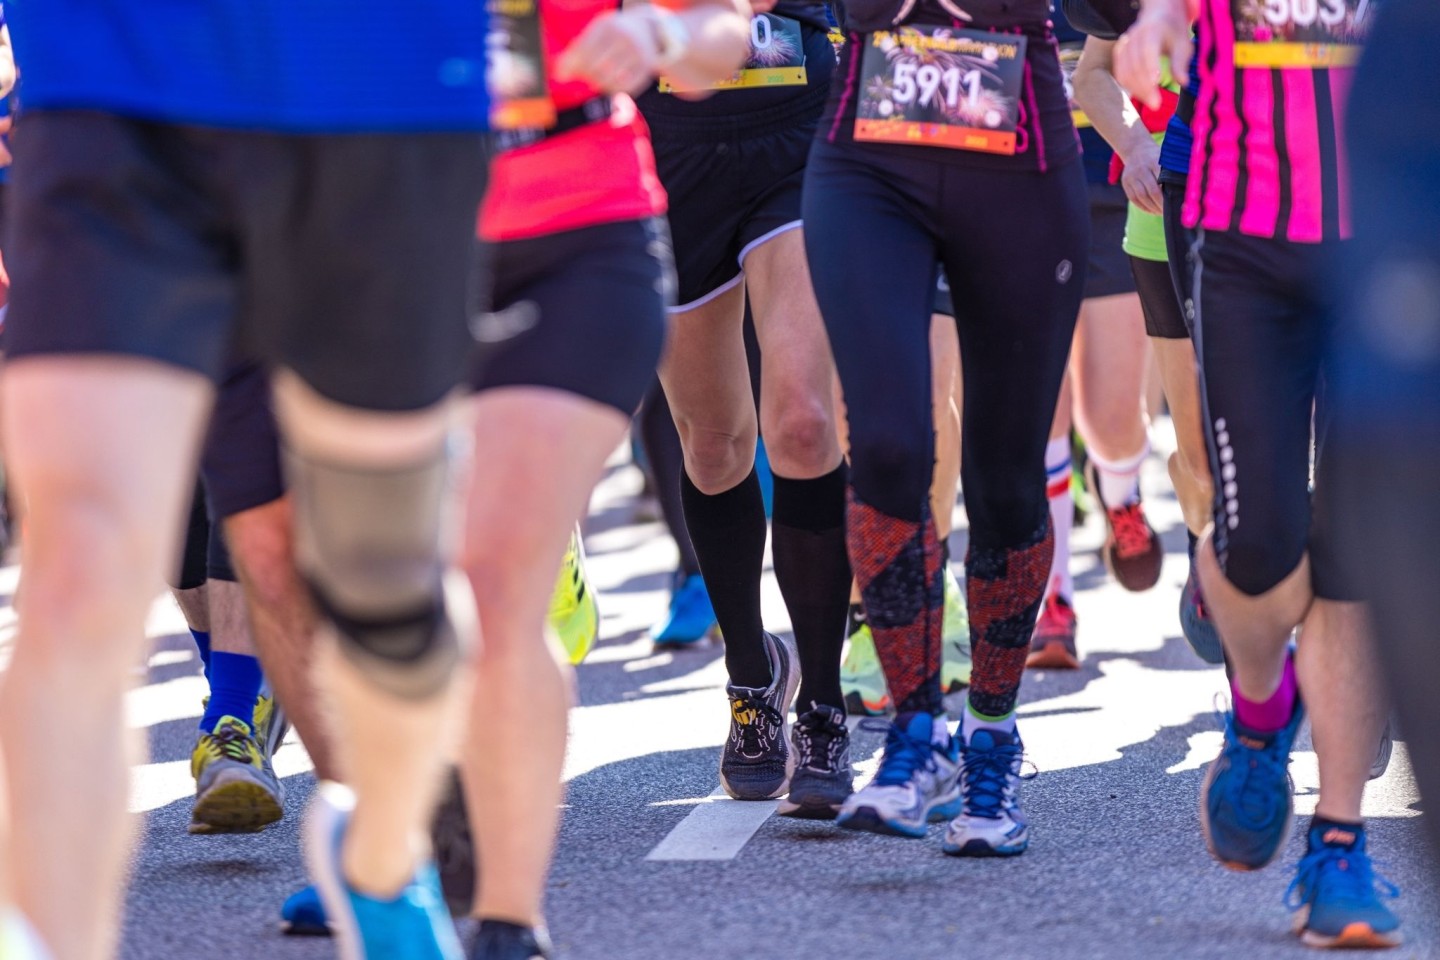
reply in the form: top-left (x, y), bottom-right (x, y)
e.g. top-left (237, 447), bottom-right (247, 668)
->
top-left (470, 218), bottom-right (673, 416)
top-left (201, 361), bottom-right (285, 519)
top-left (5, 110), bottom-right (489, 412)
top-left (1085, 181), bottom-right (1137, 300)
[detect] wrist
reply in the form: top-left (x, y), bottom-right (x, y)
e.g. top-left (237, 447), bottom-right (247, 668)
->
top-left (638, 5), bottom-right (691, 69)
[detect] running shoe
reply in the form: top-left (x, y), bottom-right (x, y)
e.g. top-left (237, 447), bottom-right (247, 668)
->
top-left (255, 692), bottom-right (290, 761)
top-left (1286, 827), bottom-right (1402, 949)
top-left (1026, 594), bottom-right (1080, 670)
top-left (305, 782), bottom-right (463, 960)
top-left (281, 885), bottom-right (331, 937)
top-left (841, 609), bottom-right (892, 717)
top-left (837, 713), bottom-right (961, 839)
top-left (719, 632), bottom-right (800, 801)
top-left (650, 572), bottom-right (716, 648)
top-left (469, 920), bottom-right (554, 960)
top-left (778, 704), bottom-right (854, 819)
top-left (189, 716), bottom-right (285, 835)
top-left (942, 726), bottom-right (1033, 857)
top-left (432, 768), bottom-right (476, 918)
top-left (1200, 699), bottom-right (1306, 871)
top-left (1180, 563), bottom-right (1225, 665)
top-left (547, 524), bottom-right (599, 666)
top-left (940, 567), bottom-right (972, 692)
top-left (1371, 720), bottom-right (1394, 782)
top-left (1088, 463), bottom-right (1164, 593)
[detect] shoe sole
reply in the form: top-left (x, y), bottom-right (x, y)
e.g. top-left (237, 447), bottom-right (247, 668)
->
top-left (776, 796), bottom-right (845, 820)
top-left (941, 836), bottom-right (1029, 857)
top-left (1026, 643), bottom-right (1080, 671)
top-left (305, 784), bottom-right (365, 960)
top-left (1197, 755), bottom-right (1293, 872)
top-left (1296, 919), bottom-right (1402, 950)
top-left (280, 918), bottom-right (333, 938)
top-left (191, 774), bottom-right (284, 834)
top-left (431, 768), bottom-right (477, 918)
top-left (837, 795), bottom-right (961, 839)
top-left (1102, 544), bottom-right (1164, 593)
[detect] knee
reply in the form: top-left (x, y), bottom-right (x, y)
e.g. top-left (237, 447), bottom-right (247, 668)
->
top-left (763, 399), bottom-right (836, 474)
top-left (1214, 514), bottom-right (1308, 596)
top-left (966, 479), bottom-right (1048, 550)
top-left (678, 423), bottom-right (755, 492)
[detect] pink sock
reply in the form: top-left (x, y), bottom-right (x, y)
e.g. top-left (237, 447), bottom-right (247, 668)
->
top-left (1232, 656), bottom-right (1298, 734)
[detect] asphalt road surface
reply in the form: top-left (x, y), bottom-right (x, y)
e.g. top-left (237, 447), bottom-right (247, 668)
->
top-left (31, 433), bottom-right (1432, 960)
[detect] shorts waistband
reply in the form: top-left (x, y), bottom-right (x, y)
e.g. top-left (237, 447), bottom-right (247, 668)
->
top-left (641, 83), bottom-right (829, 142)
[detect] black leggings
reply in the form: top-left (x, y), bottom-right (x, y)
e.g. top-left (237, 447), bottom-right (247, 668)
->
top-left (804, 139), bottom-right (1087, 716)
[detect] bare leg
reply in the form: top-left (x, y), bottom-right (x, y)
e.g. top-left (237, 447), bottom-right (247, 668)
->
top-left (461, 389), bottom-right (628, 925)
top-left (172, 584), bottom-right (210, 634)
top-left (930, 314), bottom-right (962, 540)
top-left (274, 371), bottom-right (465, 898)
top-left (224, 499), bottom-right (337, 780)
top-left (1297, 600), bottom-right (1387, 822)
top-left (1070, 294), bottom-right (1150, 463)
top-left (206, 579), bottom-right (254, 656)
top-left (0, 357), bottom-right (210, 960)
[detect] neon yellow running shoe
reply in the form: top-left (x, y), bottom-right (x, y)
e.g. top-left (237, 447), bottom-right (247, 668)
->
top-left (189, 716), bottom-right (284, 835)
top-left (841, 609), bottom-right (892, 716)
top-left (941, 567), bottom-right (972, 692)
top-left (548, 524), bottom-right (600, 666)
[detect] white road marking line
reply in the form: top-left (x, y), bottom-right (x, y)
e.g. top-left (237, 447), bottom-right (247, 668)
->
top-left (644, 717), bottom-right (870, 862)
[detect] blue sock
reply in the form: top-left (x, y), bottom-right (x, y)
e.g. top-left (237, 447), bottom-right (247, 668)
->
top-left (190, 629), bottom-right (213, 683)
top-left (199, 652), bottom-right (263, 732)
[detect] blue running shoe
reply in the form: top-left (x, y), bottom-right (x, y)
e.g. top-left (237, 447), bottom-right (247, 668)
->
top-left (837, 713), bottom-right (961, 839)
top-left (1287, 826), bottom-right (1402, 949)
top-left (651, 572), bottom-right (717, 648)
top-left (1180, 544), bottom-right (1224, 665)
top-left (306, 782), bottom-right (463, 960)
top-left (1200, 700), bottom-right (1305, 871)
top-left (942, 727), bottom-right (1033, 857)
top-left (281, 885), bottom-right (330, 937)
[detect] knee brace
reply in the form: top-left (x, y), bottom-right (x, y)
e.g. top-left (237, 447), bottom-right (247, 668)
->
top-left (286, 444), bottom-right (469, 699)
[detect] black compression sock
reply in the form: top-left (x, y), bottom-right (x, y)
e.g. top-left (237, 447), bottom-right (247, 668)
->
top-left (638, 383), bottom-right (702, 576)
top-left (772, 462), bottom-right (852, 711)
top-left (1308, 814), bottom-right (1366, 852)
top-left (681, 468), bottom-right (770, 687)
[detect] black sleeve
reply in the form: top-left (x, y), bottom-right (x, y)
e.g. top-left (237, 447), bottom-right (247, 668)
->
top-left (1060, 0), bottom-right (1139, 40)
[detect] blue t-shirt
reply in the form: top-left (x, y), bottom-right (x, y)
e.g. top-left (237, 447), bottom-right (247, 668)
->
top-left (6, 0), bottom-right (489, 132)
top-left (1158, 35), bottom-right (1200, 176)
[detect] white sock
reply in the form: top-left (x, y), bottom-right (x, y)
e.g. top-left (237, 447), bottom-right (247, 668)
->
top-left (1044, 437), bottom-right (1074, 603)
top-left (962, 698), bottom-right (1017, 740)
top-left (1089, 440), bottom-right (1150, 509)
top-left (931, 713), bottom-right (955, 747)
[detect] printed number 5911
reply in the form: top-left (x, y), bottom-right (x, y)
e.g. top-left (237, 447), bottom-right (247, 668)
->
top-left (892, 62), bottom-right (983, 109)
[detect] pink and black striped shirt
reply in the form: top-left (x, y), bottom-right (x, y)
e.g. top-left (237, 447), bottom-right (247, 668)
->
top-left (1185, 0), bottom-right (1372, 243)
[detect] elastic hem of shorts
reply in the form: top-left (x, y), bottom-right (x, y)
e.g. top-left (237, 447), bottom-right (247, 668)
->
top-left (643, 84), bottom-right (829, 142)
top-left (669, 272), bottom-right (744, 314)
top-left (738, 220), bottom-right (803, 268)
top-left (1158, 168), bottom-right (1189, 187)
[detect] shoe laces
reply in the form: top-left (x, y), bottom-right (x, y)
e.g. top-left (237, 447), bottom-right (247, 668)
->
top-left (1219, 716), bottom-right (1293, 828)
top-left (863, 719), bottom-right (941, 787)
top-left (1285, 845), bottom-right (1399, 911)
top-left (795, 710), bottom-right (846, 773)
top-left (961, 737), bottom-right (1034, 819)
top-left (200, 721), bottom-right (258, 766)
top-left (729, 694), bottom-right (784, 756)
top-left (1108, 504), bottom-right (1154, 558)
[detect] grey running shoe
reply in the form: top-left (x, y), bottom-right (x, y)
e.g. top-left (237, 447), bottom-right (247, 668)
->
top-left (779, 704), bottom-right (853, 819)
top-left (719, 632), bottom-right (800, 800)
top-left (189, 716), bottom-right (285, 834)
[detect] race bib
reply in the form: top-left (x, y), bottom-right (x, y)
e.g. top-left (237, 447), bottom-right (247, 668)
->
top-left (854, 27), bottom-right (1028, 155)
top-left (1231, 0), bottom-right (1372, 68)
top-left (1059, 42), bottom-right (1090, 129)
top-left (488, 0), bottom-right (556, 129)
top-left (661, 14), bottom-right (808, 92)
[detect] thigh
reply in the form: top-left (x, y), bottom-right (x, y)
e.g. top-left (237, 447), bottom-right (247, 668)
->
top-left (945, 161), bottom-right (1088, 547)
top-left (5, 112), bottom-right (237, 378)
top-left (238, 131), bottom-right (490, 412)
top-left (477, 219), bottom-right (671, 418)
top-left (1192, 230), bottom-right (1321, 568)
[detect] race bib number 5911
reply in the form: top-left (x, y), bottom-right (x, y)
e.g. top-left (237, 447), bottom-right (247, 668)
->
top-left (854, 27), bottom-right (1027, 155)
top-left (1231, 0), bottom-right (1372, 68)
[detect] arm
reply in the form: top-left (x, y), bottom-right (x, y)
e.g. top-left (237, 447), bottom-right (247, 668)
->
top-left (555, 0), bottom-right (751, 97)
top-left (0, 27), bottom-right (15, 101)
top-left (1073, 37), bottom-right (1162, 214)
top-left (1113, 0), bottom-right (1192, 109)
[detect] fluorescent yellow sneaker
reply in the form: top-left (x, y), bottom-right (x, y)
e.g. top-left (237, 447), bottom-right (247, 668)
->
top-left (941, 567), bottom-right (972, 692)
top-left (841, 608), bottom-right (892, 716)
top-left (189, 716), bottom-right (284, 835)
top-left (253, 692), bottom-right (290, 762)
top-left (548, 524), bottom-right (600, 666)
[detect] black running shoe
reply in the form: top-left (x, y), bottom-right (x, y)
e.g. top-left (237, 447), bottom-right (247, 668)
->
top-left (431, 767), bottom-right (477, 917)
top-left (778, 704), bottom-right (853, 819)
top-left (719, 632), bottom-right (800, 801)
top-left (470, 920), bottom-right (553, 960)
